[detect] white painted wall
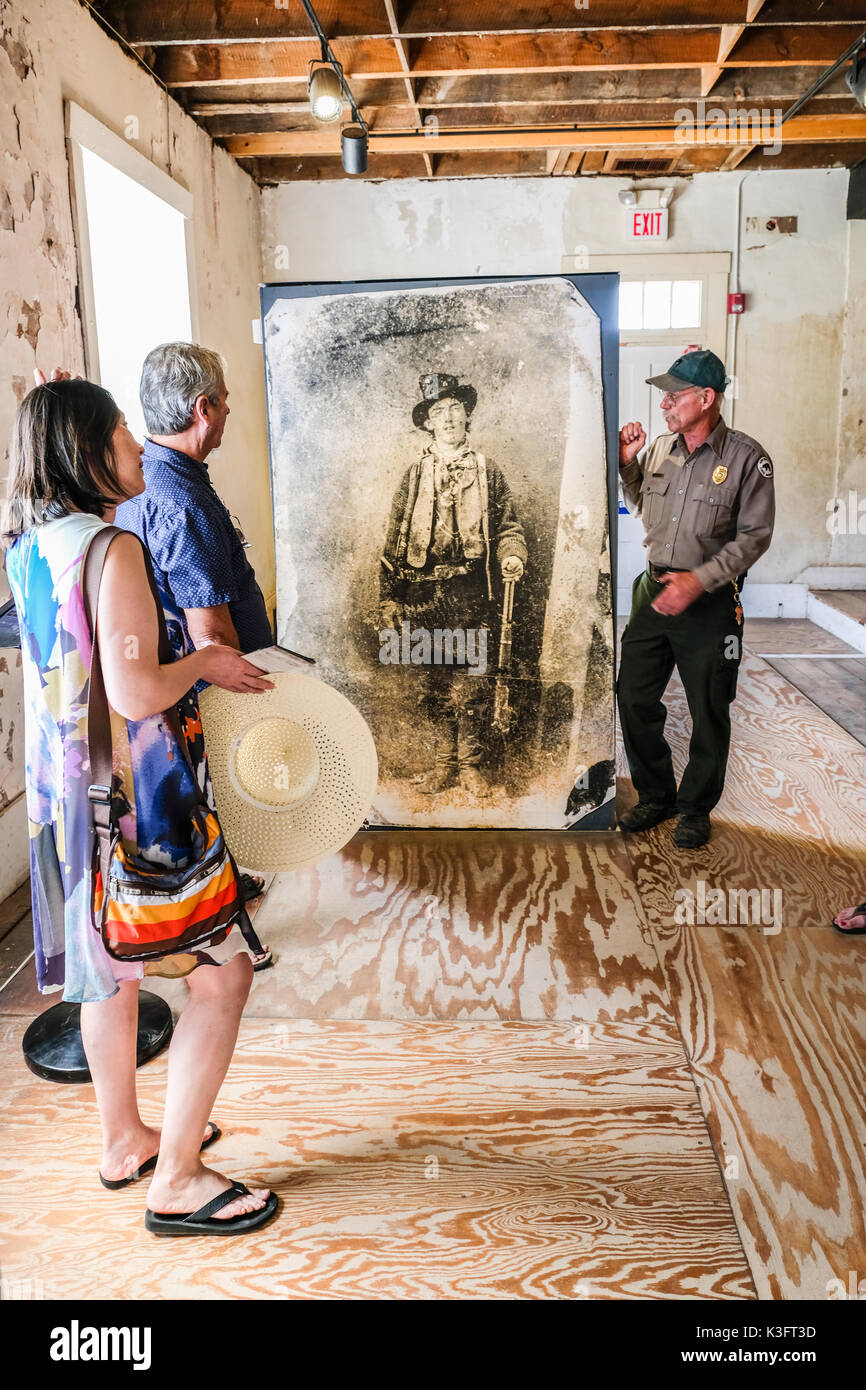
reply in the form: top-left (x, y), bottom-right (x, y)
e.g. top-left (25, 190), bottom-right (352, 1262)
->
top-left (262, 167), bottom-right (857, 592)
top-left (830, 218), bottom-right (866, 568)
top-left (0, 0), bottom-right (274, 894)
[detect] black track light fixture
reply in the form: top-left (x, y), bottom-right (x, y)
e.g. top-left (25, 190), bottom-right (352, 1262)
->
top-left (300, 0), bottom-right (369, 175)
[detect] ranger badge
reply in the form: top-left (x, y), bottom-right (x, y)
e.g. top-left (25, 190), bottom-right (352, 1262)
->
top-left (712, 465), bottom-right (728, 484)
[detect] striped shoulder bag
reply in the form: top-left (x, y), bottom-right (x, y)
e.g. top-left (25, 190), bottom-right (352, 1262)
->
top-left (82, 525), bottom-right (262, 963)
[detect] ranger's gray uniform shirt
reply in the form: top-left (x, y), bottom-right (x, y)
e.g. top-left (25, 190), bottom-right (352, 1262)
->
top-left (619, 416), bottom-right (775, 591)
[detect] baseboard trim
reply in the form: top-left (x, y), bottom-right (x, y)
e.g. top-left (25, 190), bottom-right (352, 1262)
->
top-left (740, 584), bottom-right (808, 619)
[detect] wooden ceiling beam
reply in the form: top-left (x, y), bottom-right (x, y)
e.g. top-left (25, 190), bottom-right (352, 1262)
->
top-left (252, 153), bottom-right (432, 182)
top-left (225, 112), bottom-right (866, 157)
top-left (199, 96), bottom-right (856, 138)
top-left (176, 66), bottom-right (852, 110)
top-left (156, 27), bottom-right (864, 86)
top-left (410, 66), bottom-right (853, 105)
top-left (245, 139), bottom-right (866, 181)
top-left (720, 143), bottom-right (756, 168)
top-left (202, 105), bottom-right (419, 137)
top-left (738, 137), bottom-right (866, 168)
top-left (702, 0), bottom-right (769, 96)
top-left (381, 0), bottom-right (434, 176)
top-left (93, 0), bottom-right (866, 45)
top-left (250, 150), bottom-right (550, 181)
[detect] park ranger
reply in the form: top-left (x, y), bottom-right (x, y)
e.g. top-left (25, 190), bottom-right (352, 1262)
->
top-left (617, 349), bottom-right (775, 848)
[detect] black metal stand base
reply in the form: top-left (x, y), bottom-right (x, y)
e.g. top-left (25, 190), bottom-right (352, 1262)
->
top-left (21, 989), bottom-right (173, 1084)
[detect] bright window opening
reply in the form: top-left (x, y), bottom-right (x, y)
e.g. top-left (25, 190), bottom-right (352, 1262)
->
top-left (618, 279), bottom-right (703, 333)
top-left (77, 145), bottom-right (192, 441)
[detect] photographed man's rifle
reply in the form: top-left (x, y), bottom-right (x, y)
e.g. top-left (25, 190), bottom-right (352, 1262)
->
top-left (492, 576), bottom-right (516, 735)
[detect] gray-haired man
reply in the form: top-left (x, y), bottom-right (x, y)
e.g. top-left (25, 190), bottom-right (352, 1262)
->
top-left (115, 342), bottom-right (274, 918)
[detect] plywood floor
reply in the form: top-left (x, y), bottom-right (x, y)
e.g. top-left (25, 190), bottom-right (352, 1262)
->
top-left (0, 619), bottom-right (863, 1300)
top-left (740, 617), bottom-right (866, 750)
top-left (620, 623), bottom-right (866, 1300)
top-left (0, 1014), bottom-right (754, 1301)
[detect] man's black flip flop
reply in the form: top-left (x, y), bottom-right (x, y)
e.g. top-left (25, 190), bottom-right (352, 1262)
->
top-left (145, 1181), bottom-right (279, 1236)
top-left (831, 901), bottom-right (866, 936)
top-left (99, 1123), bottom-right (222, 1190)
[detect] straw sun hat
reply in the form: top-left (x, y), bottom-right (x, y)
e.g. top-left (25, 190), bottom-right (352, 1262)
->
top-left (198, 672), bottom-right (378, 872)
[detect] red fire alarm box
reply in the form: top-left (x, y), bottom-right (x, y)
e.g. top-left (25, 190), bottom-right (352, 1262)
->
top-left (728, 292), bottom-right (745, 314)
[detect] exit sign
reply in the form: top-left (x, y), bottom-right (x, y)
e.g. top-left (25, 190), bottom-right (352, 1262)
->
top-left (628, 208), bottom-right (669, 241)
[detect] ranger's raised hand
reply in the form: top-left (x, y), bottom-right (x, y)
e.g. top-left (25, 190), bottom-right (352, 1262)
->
top-left (619, 421), bottom-right (646, 466)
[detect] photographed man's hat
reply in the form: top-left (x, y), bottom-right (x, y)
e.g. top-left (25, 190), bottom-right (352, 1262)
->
top-left (646, 349), bottom-right (729, 395)
top-left (198, 673), bottom-right (378, 871)
top-left (412, 372), bottom-right (478, 428)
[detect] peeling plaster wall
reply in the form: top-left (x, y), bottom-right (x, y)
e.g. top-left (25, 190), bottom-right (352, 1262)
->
top-left (0, 0), bottom-right (273, 897)
top-left (263, 167), bottom-right (857, 588)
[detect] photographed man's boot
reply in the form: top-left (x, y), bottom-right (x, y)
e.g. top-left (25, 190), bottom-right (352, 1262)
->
top-left (417, 721), bottom-right (458, 794)
top-left (458, 766), bottom-right (491, 797)
top-left (417, 764), bottom-right (457, 794)
top-left (456, 708), bottom-right (491, 797)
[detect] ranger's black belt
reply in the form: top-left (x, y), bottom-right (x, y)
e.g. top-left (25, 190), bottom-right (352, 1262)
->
top-left (648, 563), bottom-right (686, 579)
top-left (648, 562), bottom-right (748, 587)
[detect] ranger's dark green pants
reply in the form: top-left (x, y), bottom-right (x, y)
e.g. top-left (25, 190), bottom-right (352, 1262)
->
top-left (616, 569), bottom-right (743, 815)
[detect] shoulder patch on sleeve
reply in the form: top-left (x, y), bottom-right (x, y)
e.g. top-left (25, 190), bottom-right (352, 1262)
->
top-left (756, 456), bottom-right (773, 478)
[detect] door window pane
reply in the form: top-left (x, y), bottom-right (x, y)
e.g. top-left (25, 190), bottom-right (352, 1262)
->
top-left (671, 280), bottom-right (702, 328)
top-left (642, 280), bottom-right (671, 330)
top-left (619, 280), bottom-right (643, 330)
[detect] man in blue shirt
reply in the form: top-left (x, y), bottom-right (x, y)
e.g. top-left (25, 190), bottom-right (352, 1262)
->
top-left (116, 342), bottom-right (274, 919)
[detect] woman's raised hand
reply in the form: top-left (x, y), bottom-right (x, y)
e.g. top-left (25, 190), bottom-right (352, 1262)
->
top-left (197, 642), bottom-right (276, 694)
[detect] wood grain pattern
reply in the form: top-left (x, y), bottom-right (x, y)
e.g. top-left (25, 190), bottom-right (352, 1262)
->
top-left (0, 1015), bottom-right (754, 1301)
top-left (620, 651), bottom-right (866, 1299)
top-left (200, 832), bottom-right (670, 1024)
top-left (742, 618), bottom-right (860, 657)
top-left (765, 656), bottom-right (866, 747)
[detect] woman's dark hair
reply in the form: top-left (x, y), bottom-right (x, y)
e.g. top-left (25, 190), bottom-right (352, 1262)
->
top-left (2, 379), bottom-right (126, 543)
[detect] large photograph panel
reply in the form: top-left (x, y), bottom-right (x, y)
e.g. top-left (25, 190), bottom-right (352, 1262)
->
top-left (262, 276), bottom-right (616, 829)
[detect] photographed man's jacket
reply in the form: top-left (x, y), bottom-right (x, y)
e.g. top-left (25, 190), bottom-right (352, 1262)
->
top-left (380, 447), bottom-right (527, 603)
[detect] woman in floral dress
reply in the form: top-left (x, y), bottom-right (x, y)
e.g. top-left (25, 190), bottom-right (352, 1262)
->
top-left (2, 377), bottom-right (278, 1235)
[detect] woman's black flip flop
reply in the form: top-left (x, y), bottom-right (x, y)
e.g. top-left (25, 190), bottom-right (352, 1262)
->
top-left (99, 1123), bottom-right (222, 1190)
top-left (831, 902), bottom-right (866, 936)
top-left (145, 1181), bottom-right (279, 1236)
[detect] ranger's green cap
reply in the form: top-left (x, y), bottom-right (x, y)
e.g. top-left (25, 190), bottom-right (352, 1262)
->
top-left (646, 349), bottom-right (729, 395)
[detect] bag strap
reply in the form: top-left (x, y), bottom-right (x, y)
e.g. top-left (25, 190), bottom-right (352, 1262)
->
top-left (82, 526), bottom-right (207, 887)
top-left (82, 528), bottom-right (118, 903)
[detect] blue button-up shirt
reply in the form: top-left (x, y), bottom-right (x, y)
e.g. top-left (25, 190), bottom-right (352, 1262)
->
top-left (116, 440), bottom-right (273, 689)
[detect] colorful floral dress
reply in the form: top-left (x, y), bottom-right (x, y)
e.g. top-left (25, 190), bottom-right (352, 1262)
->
top-left (4, 513), bottom-right (226, 1003)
